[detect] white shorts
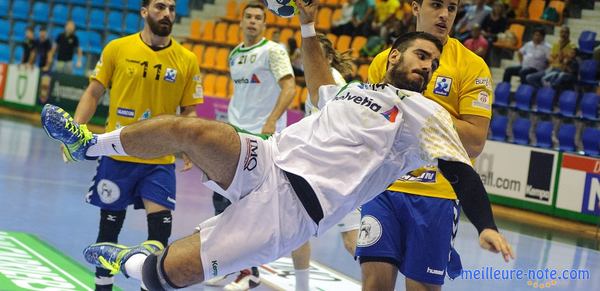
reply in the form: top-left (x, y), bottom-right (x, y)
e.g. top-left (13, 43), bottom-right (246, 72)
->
top-left (336, 208), bottom-right (361, 233)
top-left (198, 133), bottom-right (318, 279)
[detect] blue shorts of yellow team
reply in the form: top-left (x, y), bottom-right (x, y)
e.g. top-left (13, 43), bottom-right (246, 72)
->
top-left (355, 191), bottom-right (462, 285)
top-left (86, 157), bottom-right (176, 211)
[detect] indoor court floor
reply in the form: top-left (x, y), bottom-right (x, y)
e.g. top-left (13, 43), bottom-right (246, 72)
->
top-left (1, 116), bottom-right (599, 290)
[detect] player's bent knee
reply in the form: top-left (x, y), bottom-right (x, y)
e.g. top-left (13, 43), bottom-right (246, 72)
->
top-left (142, 248), bottom-right (183, 290)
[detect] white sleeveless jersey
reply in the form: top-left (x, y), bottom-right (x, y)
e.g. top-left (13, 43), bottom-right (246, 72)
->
top-left (228, 38), bottom-right (294, 133)
top-left (273, 82), bottom-right (471, 234)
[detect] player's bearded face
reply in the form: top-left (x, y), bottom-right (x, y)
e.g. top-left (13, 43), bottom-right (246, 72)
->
top-left (147, 13), bottom-right (173, 37)
top-left (387, 55), bottom-right (429, 93)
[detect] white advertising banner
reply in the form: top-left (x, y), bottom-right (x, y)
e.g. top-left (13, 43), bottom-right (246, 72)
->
top-left (555, 154), bottom-right (600, 216)
top-left (3, 65), bottom-right (40, 107)
top-left (474, 141), bottom-right (559, 205)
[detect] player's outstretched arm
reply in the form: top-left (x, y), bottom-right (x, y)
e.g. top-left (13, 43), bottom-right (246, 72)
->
top-left (296, 0), bottom-right (335, 107)
top-left (437, 159), bottom-right (515, 262)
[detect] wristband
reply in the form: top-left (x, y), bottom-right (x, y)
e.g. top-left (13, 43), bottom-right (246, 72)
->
top-left (301, 23), bottom-right (316, 38)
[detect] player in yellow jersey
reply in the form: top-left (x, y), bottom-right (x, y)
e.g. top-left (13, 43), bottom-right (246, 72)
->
top-left (355, 1), bottom-right (513, 290)
top-left (66, 1), bottom-right (203, 290)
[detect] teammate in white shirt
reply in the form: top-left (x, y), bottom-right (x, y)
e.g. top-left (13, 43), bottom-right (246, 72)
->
top-left (41, 2), bottom-right (513, 290)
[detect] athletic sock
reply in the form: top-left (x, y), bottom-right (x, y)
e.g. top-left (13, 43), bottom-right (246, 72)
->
top-left (94, 275), bottom-right (114, 291)
top-left (87, 127), bottom-right (127, 157)
top-left (124, 253), bottom-right (148, 281)
top-left (295, 268), bottom-right (310, 291)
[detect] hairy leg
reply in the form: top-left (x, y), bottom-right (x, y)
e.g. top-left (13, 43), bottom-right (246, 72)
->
top-left (161, 233), bottom-right (205, 287)
top-left (120, 116), bottom-right (240, 189)
top-left (361, 261), bottom-right (398, 291)
top-left (291, 241), bottom-right (311, 270)
top-left (405, 277), bottom-right (441, 291)
top-left (341, 229), bottom-right (358, 256)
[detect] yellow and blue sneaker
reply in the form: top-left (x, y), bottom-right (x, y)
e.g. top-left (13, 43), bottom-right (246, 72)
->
top-left (83, 241), bottom-right (164, 277)
top-left (41, 104), bottom-right (97, 161)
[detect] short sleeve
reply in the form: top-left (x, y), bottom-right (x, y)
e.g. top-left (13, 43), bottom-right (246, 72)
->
top-left (268, 44), bottom-right (294, 81)
top-left (458, 57), bottom-right (493, 118)
top-left (315, 84), bottom-right (344, 110)
top-left (90, 41), bottom-right (117, 88)
top-left (180, 53), bottom-right (204, 107)
top-left (419, 108), bottom-right (471, 166)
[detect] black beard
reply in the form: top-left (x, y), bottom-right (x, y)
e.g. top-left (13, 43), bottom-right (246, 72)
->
top-left (147, 17), bottom-right (172, 37)
top-left (388, 62), bottom-right (427, 92)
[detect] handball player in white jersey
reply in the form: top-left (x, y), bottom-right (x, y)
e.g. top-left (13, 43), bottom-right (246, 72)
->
top-left (41, 1), bottom-right (512, 289)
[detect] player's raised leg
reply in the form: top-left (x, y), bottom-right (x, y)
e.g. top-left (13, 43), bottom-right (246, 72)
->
top-left (41, 104), bottom-right (240, 189)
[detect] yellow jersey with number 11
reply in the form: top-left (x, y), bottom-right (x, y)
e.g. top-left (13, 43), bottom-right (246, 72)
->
top-left (91, 33), bottom-right (204, 165)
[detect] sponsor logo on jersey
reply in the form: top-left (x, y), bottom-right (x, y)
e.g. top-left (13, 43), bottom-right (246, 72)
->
top-left (380, 106), bottom-right (399, 122)
top-left (399, 169), bottom-right (437, 183)
top-left (117, 107), bottom-right (135, 118)
top-left (193, 84), bottom-right (203, 99)
top-left (212, 260), bottom-right (219, 276)
top-left (243, 138), bottom-right (259, 171)
top-left (332, 91), bottom-right (382, 112)
top-left (357, 215), bottom-right (382, 247)
top-left (433, 76), bottom-right (452, 96)
top-left (472, 91), bottom-right (491, 110)
top-left (97, 179), bottom-right (120, 204)
top-left (475, 77), bottom-right (492, 90)
top-left (233, 74), bottom-right (261, 84)
top-left (164, 68), bottom-right (177, 82)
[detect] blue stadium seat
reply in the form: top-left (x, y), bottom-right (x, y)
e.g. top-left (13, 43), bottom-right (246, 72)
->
top-left (49, 27), bottom-right (63, 42)
top-left (0, 0), bottom-right (10, 18)
top-left (70, 0), bottom-right (87, 6)
top-left (494, 82), bottom-right (511, 107)
top-left (558, 90), bottom-right (578, 118)
top-left (490, 115), bottom-right (509, 141)
top-left (0, 44), bottom-right (10, 63)
top-left (512, 117), bottom-right (531, 145)
top-left (11, 0), bottom-right (30, 20)
top-left (582, 127), bottom-right (600, 156)
top-left (108, 0), bottom-right (124, 9)
top-left (534, 121), bottom-right (554, 149)
top-left (105, 33), bottom-right (121, 45)
top-left (77, 31), bottom-right (89, 53)
top-left (51, 4), bottom-right (69, 26)
top-left (557, 123), bottom-right (576, 152)
top-left (31, 2), bottom-right (50, 23)
top-left (176, 0), bottom-right (190, 17)
top-left (580, 93), bottom-right (599, 121)
top-left (0, 19), bottom-right (9, 42)
top-left (578, 31), bottom-right (597, 55)
top-left (579, 60), bottom-right (599, 86)
top-left (513, 84), bottom-right (535, 111)
top-left (87, 31), bottom-right (103, 54)
top-left (12, 45), bottom-right (23, 64)
top-left (107, 11), bottom-right (124, 32)
top-left (72, 54), bottom-right (87, 76)
top-left (71, 6), bottom-right (88, 29)
top-left (124, 13), bottom-right (140, 34)
top-left (89, 9), bottom-right (107, 30)
top-left (91, 0), bottom-right (106, 8)
top-left (128, 0), bottom-right (141, 11)
top-left (534, 87), bottom-right (555, 114)
top-left (11, 21), bottom-right (28, 43)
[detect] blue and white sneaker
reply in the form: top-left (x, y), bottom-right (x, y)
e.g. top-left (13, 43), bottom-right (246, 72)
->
top-left (41, 104), bottom-right (97, 161)
top-left (83, 241), bottom-right (164, 277)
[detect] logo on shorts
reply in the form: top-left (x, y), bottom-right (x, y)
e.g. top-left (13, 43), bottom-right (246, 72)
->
top-left (427, 267), bottom-right (445, 276)
top-left (357, 215), bottom-right (382, 247)
top-left (211, 260), bottom-right (219, 276)
top-left (433, 76), bottom-right (452, 96)
top-left (243, 139), bottom-right (259, 171)
top-left (97, 179), bottom-right (120, 204)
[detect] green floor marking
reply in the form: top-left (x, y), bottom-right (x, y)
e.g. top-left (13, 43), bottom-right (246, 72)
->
top-left (0, 231), bottom-right (122, 291)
